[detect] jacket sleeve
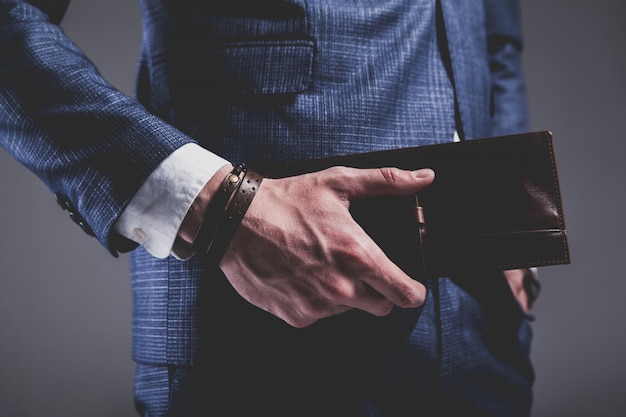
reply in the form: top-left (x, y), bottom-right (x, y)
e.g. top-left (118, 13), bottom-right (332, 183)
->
top-left (0, 0), bottom-right (196, 255)
top-left (484, 0), bottom-right (529, 136)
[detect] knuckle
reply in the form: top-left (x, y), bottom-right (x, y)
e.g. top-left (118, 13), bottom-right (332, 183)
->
top-left (321, 166), bottom-right (350, 184)
top-left (325, 165), bottom-right (346, 176)
top-left (395, 284), bottom-right (425, 308)
top-left (337, 235), bottom-right (372, 262)
top-left (378, 167), bottom-right (403, 185)
top-left (319, 278), bottom-right (355, 301)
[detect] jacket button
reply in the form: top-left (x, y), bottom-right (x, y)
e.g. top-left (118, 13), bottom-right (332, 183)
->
top-left (55, 193), bottom-right (95, 237)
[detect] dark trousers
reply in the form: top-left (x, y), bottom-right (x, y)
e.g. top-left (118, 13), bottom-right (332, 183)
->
top-left (134, 273), bottom-right (534, 417)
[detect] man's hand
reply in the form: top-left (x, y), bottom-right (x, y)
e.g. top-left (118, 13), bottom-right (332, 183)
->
top-left (504, 269), bottom-right (531, 313)
top-left (219, 166), bottom-right (435, 328)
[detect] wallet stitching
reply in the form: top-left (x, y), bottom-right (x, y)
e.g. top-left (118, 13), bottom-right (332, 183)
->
top-left (423, 228), bottom-right (566, 242)
top-left (542, 132), bottom-right (570, 263)
top-left (439, 258), bottom-right (569, 276)
top-left (425, 228), bottom-right (569, 274)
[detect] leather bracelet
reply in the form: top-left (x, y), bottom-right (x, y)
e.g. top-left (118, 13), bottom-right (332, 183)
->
top-left (192, 163), bottom-right (247, 257)
top-left (202, 168), bottom-right (264, 264)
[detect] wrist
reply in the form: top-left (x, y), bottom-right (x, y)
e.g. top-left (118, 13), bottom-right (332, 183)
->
top-left (173, 164), bottom-right (234, 258)
top-left (194, 164), bottom-right (263, 263)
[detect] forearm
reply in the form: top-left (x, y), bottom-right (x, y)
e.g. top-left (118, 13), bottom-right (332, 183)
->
top-left (0, 1), bottom-right (196, 253)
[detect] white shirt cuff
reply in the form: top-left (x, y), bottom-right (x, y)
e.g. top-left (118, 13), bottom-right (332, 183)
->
top-left (114, 143), bottom-right (230, 258)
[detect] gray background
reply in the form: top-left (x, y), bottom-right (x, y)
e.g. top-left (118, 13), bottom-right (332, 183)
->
top-left (1, 1), bottom-right (624, 416)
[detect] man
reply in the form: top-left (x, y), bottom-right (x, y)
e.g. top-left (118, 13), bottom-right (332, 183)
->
top-left (0, 0), bottom-right (536, 416)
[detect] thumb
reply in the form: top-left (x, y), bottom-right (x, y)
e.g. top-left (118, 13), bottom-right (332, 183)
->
top-left (338, 167), bottom-right (435, 200)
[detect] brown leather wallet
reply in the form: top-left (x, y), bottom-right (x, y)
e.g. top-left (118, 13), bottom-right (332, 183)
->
top-left (259, 131), bottom-right (570, 280)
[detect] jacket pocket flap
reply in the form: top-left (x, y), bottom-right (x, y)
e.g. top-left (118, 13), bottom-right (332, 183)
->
top-left (215, 39), bottom-right (315, 95)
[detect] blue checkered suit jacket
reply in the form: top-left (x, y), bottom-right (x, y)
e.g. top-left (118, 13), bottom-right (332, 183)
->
top-left (0, 0), bottom-right (528, 366)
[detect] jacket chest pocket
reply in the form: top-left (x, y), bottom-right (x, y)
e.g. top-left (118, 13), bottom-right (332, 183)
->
top-left (169, 38), bottom-right (315, 100)
top-left (166, 37), bottom-right (316, 161)
top-left (213, 39), bottom-right (315, 96)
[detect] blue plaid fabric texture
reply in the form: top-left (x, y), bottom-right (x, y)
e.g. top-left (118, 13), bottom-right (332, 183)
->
top-left (1, 0), bottom-right (532, 415)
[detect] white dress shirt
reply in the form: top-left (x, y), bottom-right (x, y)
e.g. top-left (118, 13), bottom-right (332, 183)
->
top-left (114, 143), bottom-right (229, 258)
